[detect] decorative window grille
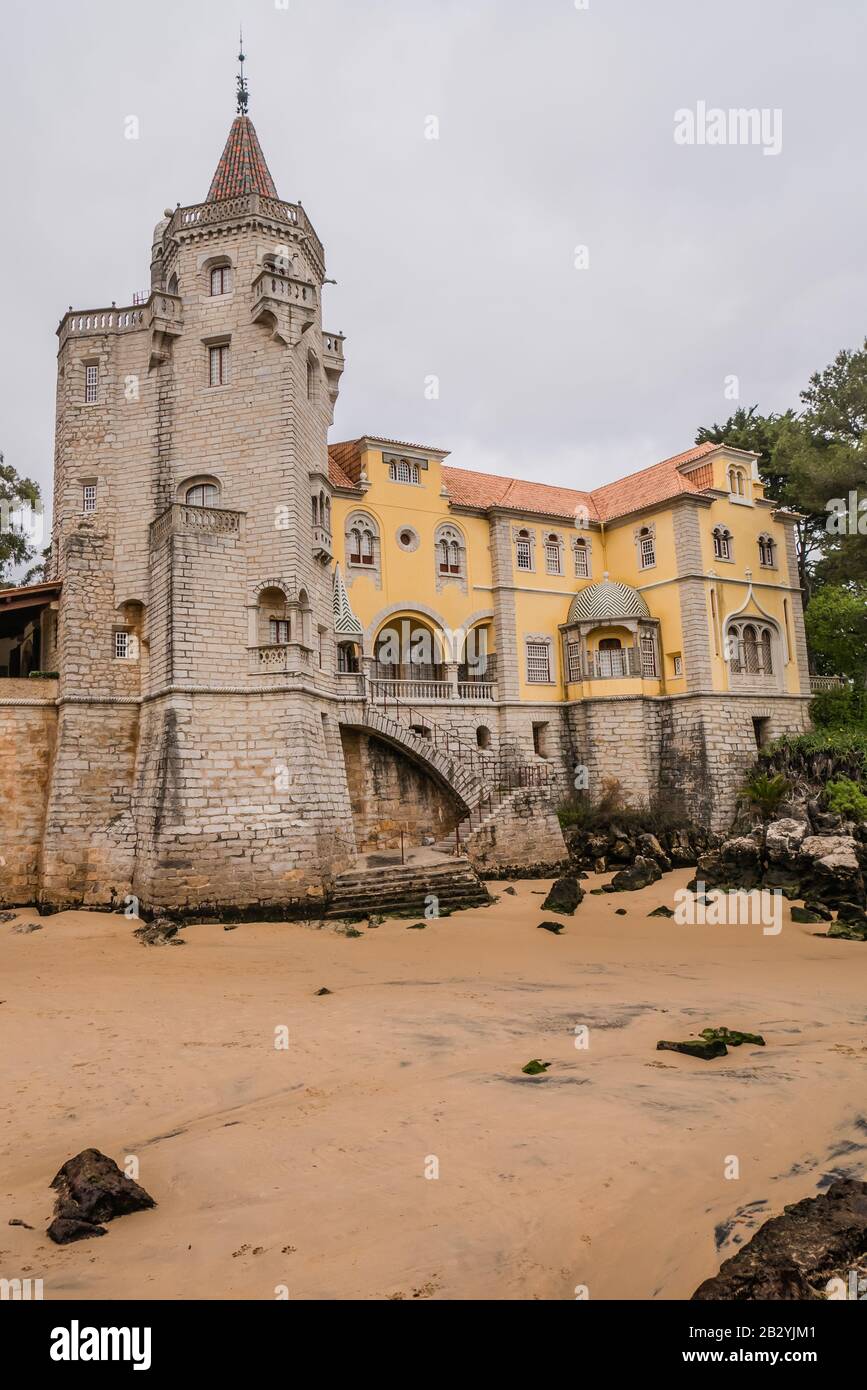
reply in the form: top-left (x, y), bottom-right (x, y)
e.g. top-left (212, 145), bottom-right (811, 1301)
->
top-left (114, 630), bottom-right (132, 659)
top-left (515, 538), bottom-right (532, 571)
top-left (210, 265), bottom-right (231, 295)
top-left (639, 532), bottom-right (655, 568)
top-left (673, 654), bottom-right (683, 677)
top-left (84, 365), bottom-right (98, 403)
top-left (526, 642), bottom-right (550, 683)
top-left (640, 634), bottom-right (657, 677)
top-left (208, 345), bottom-right (229, 386)
top-left (567, 642), bottom-right (582, 682)
top-left (388, 459), bottom-right (419, 484)
top-left (82, 483), bottom-right (97, 513)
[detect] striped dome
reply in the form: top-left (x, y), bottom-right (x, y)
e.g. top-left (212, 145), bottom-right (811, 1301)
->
top-left (568, 578), bottom-right (650, 623)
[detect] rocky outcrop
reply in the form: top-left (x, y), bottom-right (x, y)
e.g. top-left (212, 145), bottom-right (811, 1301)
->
top-left (563, 821), bottom-right (715, 875)
top-left (692, 1179), bottom-right (867, 1300)
top-left (691, 820), bottom-right (867, 934)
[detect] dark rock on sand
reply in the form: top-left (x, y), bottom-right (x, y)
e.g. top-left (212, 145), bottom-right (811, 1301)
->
top-left (827, 919), bottom-right (867, 941)
top-left (537, 921), bottom-right (565, 935)
top-left (700, 1027), bottom-right (765, 1047)
top-left (11, 922), bottom-right (43, 934)
top-left (503, 886), bottom-right (517, 895)
top-left (47, 1148), bottom-right (156, 1243)
top-left (315, 987), bottom-right (333, 995)
top-left (657, 1038), bottom-right (728, 1060)
top-left (521, 1059), bottom-right (551, 1075)
top-left (134, 917), bottom-right (184, 946)
top-left (48, 1216), bottom-right (108, 1244)
top-left (692, 1179), bottom-right (867, 1299)
top-left (791, 906), bottom-right (827, 924)
top-left (648, 905), bottom-right (675, 918)
top-left (541, 876), bottom-right (584, 915)
top-left (608, 856), bottom-right (662, 893)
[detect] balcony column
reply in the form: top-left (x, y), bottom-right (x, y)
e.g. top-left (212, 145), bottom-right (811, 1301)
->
top-left (445, 661), bottom-right (460, 699)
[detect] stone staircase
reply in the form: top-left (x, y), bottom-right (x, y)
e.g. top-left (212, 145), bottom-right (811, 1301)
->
top-left (326, 857), bottom-right (491, 919)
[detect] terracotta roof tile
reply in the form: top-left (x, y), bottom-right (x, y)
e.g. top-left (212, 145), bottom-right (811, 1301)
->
top-left (206, 115), bottom-right (279, 202)
top-left (442, 465), bottom-right (598, 521)
top-left (591, 442), bottom-right (717, 522)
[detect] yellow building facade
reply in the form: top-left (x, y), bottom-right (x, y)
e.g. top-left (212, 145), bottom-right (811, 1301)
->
top-left (328, 435), bottom-right (812, 828)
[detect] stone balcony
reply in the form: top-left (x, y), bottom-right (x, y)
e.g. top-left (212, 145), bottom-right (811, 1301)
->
top-left (250, 266), bottom-right (318, 343)
top-left (250, 642), bottom-right (314, 676)
top-left (58, 292), bottom-right (182, 350)
top-left (312, 525), bottom-right (333, 563)
top-left (149, 503), bottom-right (244, 550)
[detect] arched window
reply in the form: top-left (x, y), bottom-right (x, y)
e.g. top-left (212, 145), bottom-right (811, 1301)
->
top-left (347, 514), bottom-right (377, 567)
top-left (186, 482), bottom-right (220, 508)
top-left (758, 534), bottom-right (776, 567)
top-left (434, 524), bottom-right (465, 579)
top-left (312, 495), bottom-right (319, 525)
top-left (515, 528), bottom-right (533, 571)
top-left (638, 526), bottom-right (655, 569)
top-left (713, 525), bottom-right (732, 561)
top-left (597, 636), bottom-right (625, 678)
top-left (388, 458), bottom-right (420, 485)
top-left (167, 273), bottom-right (179, 295)
top-left (544, 533), bottom-right (563, 576)
top-left (337, 641), bottom-right (360, 674)
top-left (728, 466), bottom-right (748, 498)
top-left (210, 265), bottom-right (232, 296)
top-left (573, 537), bottom-right (590, 578)
top-left (306, 354), bottom-right (317, 401)
top-left (476, 725), bottom-right (491, 749)
top-left (727, 620), bottom-right (775, 677)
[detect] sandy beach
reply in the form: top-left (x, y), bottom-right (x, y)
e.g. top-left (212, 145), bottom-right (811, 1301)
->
top-left (2, 870), bottom-right (865, 1301)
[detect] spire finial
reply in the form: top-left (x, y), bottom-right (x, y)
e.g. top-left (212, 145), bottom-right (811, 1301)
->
top-left (236, 28), bottom-right (249, 115)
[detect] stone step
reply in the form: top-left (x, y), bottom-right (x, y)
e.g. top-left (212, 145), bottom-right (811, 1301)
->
top-left (327, 858), bottom-right (491, 917)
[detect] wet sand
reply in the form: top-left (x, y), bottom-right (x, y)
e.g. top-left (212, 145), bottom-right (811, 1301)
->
top-left (1, 871), bottom-right (865, 1300)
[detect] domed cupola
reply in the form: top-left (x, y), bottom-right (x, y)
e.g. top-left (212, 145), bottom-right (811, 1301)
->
top-left (567, 575), bottom-right (650, 624)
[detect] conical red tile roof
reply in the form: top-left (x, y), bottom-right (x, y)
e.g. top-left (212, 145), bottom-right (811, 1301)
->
top-left (206, 115), bottom-right (279, 202)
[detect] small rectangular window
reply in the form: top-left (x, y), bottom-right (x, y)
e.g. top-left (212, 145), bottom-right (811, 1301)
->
top-left (673, 654), bottom-right (683, 677)
top-left (515, 539), bottom-right (532, 571)
top-left (208, 344), bottom-right (229, 386)
top-left (114, 630), bottom-right (132, 660)
top-left (574, 544), bottom-right (590, 578)
top-left (640, 535), bottom-right (655, 568)
top-left (640, 634), bottom-right (657, 678)
top-left (526, 641), bottom-right (550, 683)
top-left (210, 265), bottom-right (231, 295)
top-left (567, 642), bottom-right (582, 682)
top-left (270, 619), bottom-right (290, 645)
top-left (84, 365), bottom-right (98, 403)
top-left (545, 543), bottom-right (562, 575)
top-left (82, 483), bottom-right (97, 513)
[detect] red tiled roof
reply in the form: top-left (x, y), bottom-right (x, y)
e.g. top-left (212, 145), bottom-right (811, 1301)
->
top-left (327, 438), bottom-right (726, 524)
top-left (442, 465), bottom-right (597, 521)
top-left (590, 442), bottom-right (717, 522)
top-left (206, 116), bottom-right (279, 202)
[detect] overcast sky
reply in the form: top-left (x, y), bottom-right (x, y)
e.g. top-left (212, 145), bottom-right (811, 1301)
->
top-left (2, 0), bottom-right (865, 515)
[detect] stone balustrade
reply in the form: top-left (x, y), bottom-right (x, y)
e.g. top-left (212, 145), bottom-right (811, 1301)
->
top-left (149, 503), bottom-right (243, 548)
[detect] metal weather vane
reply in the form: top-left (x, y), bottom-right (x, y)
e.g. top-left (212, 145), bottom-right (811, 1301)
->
top-left (236, 28), bottom-right (249, 115)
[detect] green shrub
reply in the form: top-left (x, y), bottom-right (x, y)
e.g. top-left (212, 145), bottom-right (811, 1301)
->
top-left (825, 777), bottom-right (867, 821)
top-left (740, 770), bottom-right (790, 819)
top-left (810, 686), bottom-right (865, 728)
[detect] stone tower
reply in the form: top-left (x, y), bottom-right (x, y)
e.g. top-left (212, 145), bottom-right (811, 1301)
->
top-left (42, 62), bottom-right (358, 912)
